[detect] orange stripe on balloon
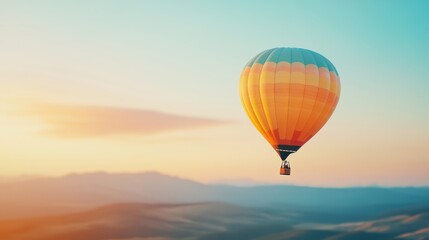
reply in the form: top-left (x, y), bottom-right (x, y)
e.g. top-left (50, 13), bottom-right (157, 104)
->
top-left (291, 62), bottom-right (305, 73)
top-left (276, 62), bottom-right (291, 72)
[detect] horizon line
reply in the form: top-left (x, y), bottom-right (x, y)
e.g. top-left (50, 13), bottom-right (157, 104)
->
top-left (1, 171), bottom-right (428, 189)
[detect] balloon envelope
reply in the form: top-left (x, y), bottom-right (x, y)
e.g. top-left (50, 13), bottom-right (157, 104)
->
top-left (239, 48), bottom-right (340, 160)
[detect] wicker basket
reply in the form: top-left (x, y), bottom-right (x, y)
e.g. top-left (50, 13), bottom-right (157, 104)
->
top-left (280, 167), bottom-right (291, 175)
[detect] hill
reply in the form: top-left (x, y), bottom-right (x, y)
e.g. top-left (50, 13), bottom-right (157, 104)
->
top-left (0, 172), bottom-right (428, 221)
top-left (1, 202), bottom-right (428, 240)
top-left (0, 202), bottom-right (289, 240)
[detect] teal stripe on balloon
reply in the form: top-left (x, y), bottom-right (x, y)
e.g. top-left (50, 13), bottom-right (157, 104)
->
top-left (245, 47), bottom-right (339, 76)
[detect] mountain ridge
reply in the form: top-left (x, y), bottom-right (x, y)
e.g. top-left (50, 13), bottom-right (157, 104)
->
top-left (1, 172), bottom-right (428, 220)
top-left (4, 171), bottom-right (429, 188)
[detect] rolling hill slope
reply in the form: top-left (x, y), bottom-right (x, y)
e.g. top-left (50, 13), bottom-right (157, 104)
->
top-left (0, 172), bottom-right (428, 221)
top-left (1, 202), bottom-right (428, 240)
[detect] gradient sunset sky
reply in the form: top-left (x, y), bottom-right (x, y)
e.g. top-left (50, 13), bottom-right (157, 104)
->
top-left (1, 0), bottom-right (428, 186)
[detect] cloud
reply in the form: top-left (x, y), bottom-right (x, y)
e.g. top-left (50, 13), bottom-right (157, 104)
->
top-left (16, 103), bottom-right (229, 138)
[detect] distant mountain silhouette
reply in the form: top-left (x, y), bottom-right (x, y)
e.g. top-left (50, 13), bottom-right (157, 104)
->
top-left (0, 202), bottom-right (428, 240)
top-left (1, 172), bottom-right (428, 221)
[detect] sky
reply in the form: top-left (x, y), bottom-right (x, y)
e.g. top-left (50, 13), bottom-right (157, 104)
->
top-left (0, 0), bottom-right (428, 186)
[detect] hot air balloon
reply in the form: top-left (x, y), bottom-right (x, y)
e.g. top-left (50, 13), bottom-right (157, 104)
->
top-left (239, 47), bottom-right (340, 175)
